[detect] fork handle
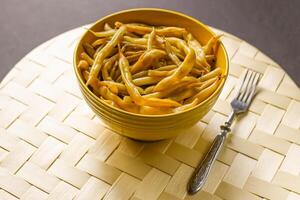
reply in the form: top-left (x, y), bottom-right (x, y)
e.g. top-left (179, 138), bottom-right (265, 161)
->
top-left (187, 129), bottom-right (228, 194)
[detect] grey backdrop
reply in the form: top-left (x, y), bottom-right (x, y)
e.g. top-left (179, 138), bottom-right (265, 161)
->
top-left (1, 0), bottom-right (300, 85)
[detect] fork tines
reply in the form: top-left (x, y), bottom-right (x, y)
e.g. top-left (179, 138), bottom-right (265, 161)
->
top-left (236, 69), bottom-right (261, 104)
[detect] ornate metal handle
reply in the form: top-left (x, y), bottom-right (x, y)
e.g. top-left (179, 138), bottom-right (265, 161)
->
top-left (187, 125), bottom-right (230, 194)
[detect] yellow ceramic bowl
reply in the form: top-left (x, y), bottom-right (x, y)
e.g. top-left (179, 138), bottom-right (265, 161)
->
top-left (74, 8), bottom-right (229, 141)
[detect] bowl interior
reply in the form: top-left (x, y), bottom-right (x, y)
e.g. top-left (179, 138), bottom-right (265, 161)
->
top-left (74, 8), bottom-right (228, 118)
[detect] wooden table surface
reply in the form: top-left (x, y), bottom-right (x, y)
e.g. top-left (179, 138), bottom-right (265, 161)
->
top-left (0, 26), bottom-right (300, 200)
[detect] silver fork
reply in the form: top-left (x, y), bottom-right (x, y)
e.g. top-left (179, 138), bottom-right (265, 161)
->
top-left (188, 69), bottom-right (261, 194)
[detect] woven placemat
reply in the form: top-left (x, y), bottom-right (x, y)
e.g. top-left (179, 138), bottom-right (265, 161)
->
top-left (0, 25), bottom-right (300, 200)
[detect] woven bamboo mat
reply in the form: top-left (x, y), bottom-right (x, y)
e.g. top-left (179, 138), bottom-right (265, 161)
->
top-left (0, 25), bottom-right (300, 200)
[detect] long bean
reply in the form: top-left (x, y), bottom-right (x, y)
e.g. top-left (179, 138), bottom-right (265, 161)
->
top-left (87, 26), bottom-right (126, 85)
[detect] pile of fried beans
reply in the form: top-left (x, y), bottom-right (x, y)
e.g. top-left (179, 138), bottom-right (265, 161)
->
top-left (77, 22), bottom-right (222, 115)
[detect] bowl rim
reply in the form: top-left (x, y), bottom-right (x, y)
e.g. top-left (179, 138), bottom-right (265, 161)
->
top-left (73, 7), bottom-right (229, 118)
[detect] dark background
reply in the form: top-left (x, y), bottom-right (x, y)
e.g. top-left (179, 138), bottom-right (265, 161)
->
top-left (1, 0), bottom-right (300, 85)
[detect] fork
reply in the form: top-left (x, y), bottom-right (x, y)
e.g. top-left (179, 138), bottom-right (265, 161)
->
top-left (187, 69), bottom-right (261, 194)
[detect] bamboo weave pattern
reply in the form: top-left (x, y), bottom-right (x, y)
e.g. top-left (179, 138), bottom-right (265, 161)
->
top-left (0, 26), bottom-right (300, 200)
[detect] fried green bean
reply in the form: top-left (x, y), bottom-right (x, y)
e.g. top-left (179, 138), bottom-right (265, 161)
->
top-left (115, 76), bottom-right (147, 94)
top-left (132, 70), bottom-right (148, 79)
top-left (122, 43), bottom-right (147, 51)
top-left (119, 51), bottom-right (180, 107)
top-left (99, 86), bottom-right (139, 113)
top-left (123, 96), bottom-right (132, 103)
top-left (101, 55), bottom-right (118, 81)
top-left (148, 69), bottom-right (174, 77)
top-left (203, 35), bottom-right (222, 55)
top-left (171, 46), bottom-right (185, 60)
top-left (199, 76), bottom-right (218, 89)
top-left (139, 106), bottom-right (172, 115)
top-left (115, 21), bottom-right (187, 38)
top-left (173, 98), bottom-right (199, 113)
top-left (83, 43), bottom-right (95, 58)
top-left (123, 36), bottom-right (163, 50)
top-left (144, 76), bottom-right (198, 99)
top-left (87, 26), bottom-right (126, 85)
top-left (154, 64), bottom-right (177, 71)
top-left (102, 63), bottom-right (111, 81)
top-left (186, 76), bottom-right (221, 103)
top-left (168, 88), bottom-right (196, 102)
top-left (144, 85), bottom-right (155, 94)
top-left (124, 50), bottom-right (145, 56)
top-left (165, 39), bottom-right (181, 66)
top-left (130, 49), bottom-right (166, 74)
top-left (110, 66), bottom-right (117, 81)
top-left (132, 76), bottom-right (163, 86)
top-left (98, 81), bottom-right (141, 96)
top-left (93, 43), bottom-right (106, 59)
top-left (98, 81), bottom-right (118, 94)
top-left (112, 62), bottom-right (121, 81)
top-left (187, 81), bottom-right (203, 88)
top-left (103, 99), bottom-right (120, 108)
top-left (82, 70), bottom-right (89, 82)
top-left (87, 29), bottom-right (116, 38)
top-left (126, 51), bottom-right (144, 63)
top-left (198, 67), bottom-right (221, 82)
top-left (190, 68), bottom-right (204, 77)
top-left (77, 60), bottom-right (89, 70)
top-left (186, 33), bottom-right (210, 72)
top-left (123, 36), bottom-right (147, 45)
top-left (147, 28), bottom-right (156, 50)
top-left (92, 38), bottom-right (108, 47)
top-left (154, 38), bottom-right (195, 91)
top-left (80, 52), bottom-right (94, 65)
